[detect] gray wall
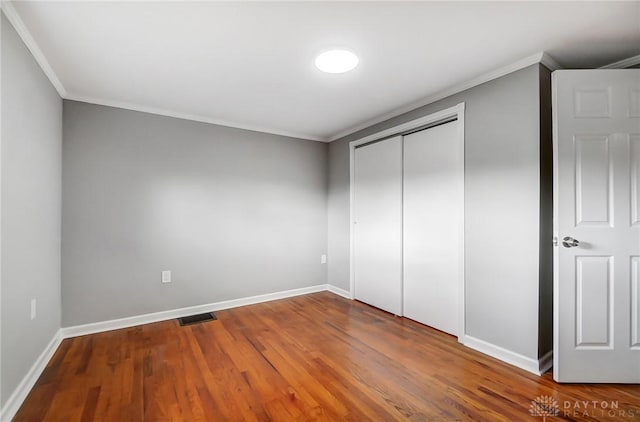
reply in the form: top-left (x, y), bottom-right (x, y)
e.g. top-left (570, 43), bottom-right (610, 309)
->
top-left (1, 13), bottom-right (62, 406)
top-left (328, 64), bottom-right (550, 360)
top-left (62, 101), bottom-right (328, 326)
top-left (327, 138), bottom-right (350, 294)
top-left (538, 64), bottom-right (554, 359)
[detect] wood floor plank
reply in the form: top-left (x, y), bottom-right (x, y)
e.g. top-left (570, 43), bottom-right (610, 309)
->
top-left (13, 292), bottom-right (640, 421)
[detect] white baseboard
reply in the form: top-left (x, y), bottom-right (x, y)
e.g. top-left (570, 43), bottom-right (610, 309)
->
top-left (2, 286), bottom-right (555, 422)
top-left (62, 284), bottom-right (329, 338)
top-left (0, 329), bottom-right (63, 422)
top-left (326, 284), bottom-right (351, 299)
top-left (462, 335), bottom-right (545, 376)
top-left (2, 284), bottom-right (342, 420)
top-left (538, 350), bottom-right (553, 375)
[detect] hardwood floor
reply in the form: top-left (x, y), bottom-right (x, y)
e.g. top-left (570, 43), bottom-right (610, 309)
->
top-left (14, 292), bottom-right (640, 421)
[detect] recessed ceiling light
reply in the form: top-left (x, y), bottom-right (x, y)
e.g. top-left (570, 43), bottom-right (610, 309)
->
top-left (315, 49), bottom-right (359, 74)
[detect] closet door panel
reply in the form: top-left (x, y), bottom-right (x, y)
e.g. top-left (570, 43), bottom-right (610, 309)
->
top-left (353, 136), bottom-right (403, 315)
top-left (403, 122), bottom-right (462, 335)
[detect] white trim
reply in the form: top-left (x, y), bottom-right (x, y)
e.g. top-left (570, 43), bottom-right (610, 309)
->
top-left (539, 350), bottom-right (554, 375)
top-left (0, 9), bottom-right (3, 411)
top-left (600, 53), bottom-right (640, 69)
top-left (0, 330), bottom-right (63, 422)
top-left (401, 134), bottom-right (405, 317)
top-left (349, 103), bottom-right (466, 340)
top-left (65, 95), bottom-right (324, 142)
top-left (348, 103), bottom-right (465, 151)
top-left (0, 2), bottom-right (322, 141)
top-left (0, 6), bottom-right (560, 145)
top-left (462, 335), bottom-right (545, 376)
top-left (330, 51), bottom-right (559, 141)
top-left (62, 284), bottom-right (328, 338)
top-left (1, 286), bottom-right (552, 419)
top-left (0, 1), bottom-right (67, 97)
top-left (2, 285), bottom-right (350, 420)
top-left (326, 284), bottom-right (351, 299)
top-left (456, 106), bottom-right (466, 342)
top-left (551, 71), bottom-right (561, 382)
top-left (540, 52), bottom-right (562, 72)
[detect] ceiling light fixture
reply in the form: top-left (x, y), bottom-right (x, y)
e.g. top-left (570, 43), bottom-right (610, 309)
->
top-left (315, 49), bottom-right (359, 74)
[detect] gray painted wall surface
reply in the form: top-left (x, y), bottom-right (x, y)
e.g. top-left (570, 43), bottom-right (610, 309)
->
top-left (538, 64), bottom-right (554, 358)
top-left (327, 138), bottom-right (350, 294)
top-left (1, 13), bottom-right (62, 406)
top-left (62, 101), bottom-right (328, 326)
top-left (328, 64), bottom-right (548, 359)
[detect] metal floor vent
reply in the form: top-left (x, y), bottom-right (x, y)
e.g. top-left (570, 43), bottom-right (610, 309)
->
top-left (178, 312), bottom-right (217, 326)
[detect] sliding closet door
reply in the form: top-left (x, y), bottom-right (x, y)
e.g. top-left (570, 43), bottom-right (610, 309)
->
top-left (403, 122), bottom-right (462, 335)
top-left (353, 136), bottom-right (403, 315)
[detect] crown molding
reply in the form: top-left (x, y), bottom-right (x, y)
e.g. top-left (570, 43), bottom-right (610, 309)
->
top-left (600, 53), bottom-right (640, 69)
top-left (66, 94), bottom-right (325, 142)
top-left (540, 52), bottom-right (561, 71)
top-left (328, 51), bottom-right (561, 142)
top-left (2, 5), bottom-right (561, 144)
top-left (1, 0), bottom-right (67, 97)
top-left (2, 1), bottom-right (323, 142)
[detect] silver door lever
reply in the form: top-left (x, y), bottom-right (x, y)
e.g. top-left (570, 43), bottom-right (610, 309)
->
top-left (562, 236), bottom-right (580, 248)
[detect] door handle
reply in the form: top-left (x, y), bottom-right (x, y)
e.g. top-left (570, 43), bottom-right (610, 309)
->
top-left (562, 236), bottom-right (580, 248)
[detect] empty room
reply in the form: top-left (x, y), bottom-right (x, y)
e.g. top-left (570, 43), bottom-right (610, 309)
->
top-left (1, 1), bottom-right (640, 420)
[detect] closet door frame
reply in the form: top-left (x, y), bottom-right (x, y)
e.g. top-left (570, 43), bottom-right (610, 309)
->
top-left (348, 102), bottom-right (466, 341)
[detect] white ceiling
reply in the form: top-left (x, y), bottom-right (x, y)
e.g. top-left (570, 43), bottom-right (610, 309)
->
top-left (6, 1), bottom-right (640, 141)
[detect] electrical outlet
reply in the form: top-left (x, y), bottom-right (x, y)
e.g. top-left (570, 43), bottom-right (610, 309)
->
top-left (321, 254), bottom-right (327, 264)
top-left (161, 270), bottom-right (171, 283)
top-left (30, 298), bottom-right (37, 320)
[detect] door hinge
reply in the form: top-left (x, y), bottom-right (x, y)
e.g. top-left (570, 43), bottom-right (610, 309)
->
top-left (553, 236), bottom-right (559, 247)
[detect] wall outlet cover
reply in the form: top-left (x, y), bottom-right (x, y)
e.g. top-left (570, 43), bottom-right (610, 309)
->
top-left (30, 298), bottom-right (37, 320)
top-left (161, 270), bottom-right (171, 283)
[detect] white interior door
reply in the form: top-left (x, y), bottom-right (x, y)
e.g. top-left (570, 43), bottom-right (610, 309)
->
top-left (403, 121), bottom-right (463, 336)
top-left (554, 69), bottom-right (640, 382)
top-left (353, 136), bottom-right (403, 315)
